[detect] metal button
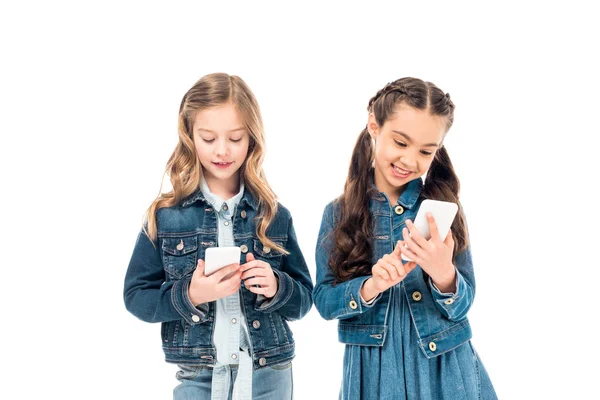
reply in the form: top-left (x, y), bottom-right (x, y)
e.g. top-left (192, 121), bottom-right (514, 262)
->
top-left (394, 205), bottom-right (404, 215)
top-left (241, 210), bottom-right (247, 218)
top-left (222, 204), bottom-right (228, 211)
top-left (412, 291), bottom-right (422, 301)
top-left (240, 244), bottom-right (248, 253)
top-left (191, 315), bottom-right (200, 323)
top-left (231, 318), bottom-right (237, 324)
top-left (176, 240), bottom-right (184, 251)
top-left (224, 221), bottom-right (230, 226)
top-left (259, 357), bottom-right (267, 366)
top-left (231, 353), bottom-right (238, 360)
top-left (429, 342), bottom-right (437, 352)
top-left (444, 298), bottom-right (455, 305)
top-left (349, 300), bottom-right (358, 310)
top-left (252, 320), bottom-right (261, 329)
top-left (263, 246), bottom-right (271, 254)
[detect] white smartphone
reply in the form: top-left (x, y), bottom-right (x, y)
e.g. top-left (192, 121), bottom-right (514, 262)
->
top-left (204, 246), bottom-right (241, 276)
top-left (401, 199), bottom-right (458, 262)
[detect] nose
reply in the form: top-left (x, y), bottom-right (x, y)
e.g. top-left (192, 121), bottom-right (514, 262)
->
top-left (215, 138), bottom-right (229, 157)
top-left (400, 155), bottom-right (417, 170)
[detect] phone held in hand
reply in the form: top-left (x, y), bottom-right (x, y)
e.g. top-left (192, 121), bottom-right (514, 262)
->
top-left (204, 246), bottom-right (241, 276)
top-left (401, 199), bottom-right (458, 262)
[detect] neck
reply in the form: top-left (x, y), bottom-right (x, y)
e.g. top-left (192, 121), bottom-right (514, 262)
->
top-left (204, 172), bottom-right (241, 200)
top-left (373, 169), bottom-right (404, 206)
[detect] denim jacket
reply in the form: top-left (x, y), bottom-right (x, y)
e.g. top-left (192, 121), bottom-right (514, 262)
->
top-left (124, 188), bottom-right (313, 369)
top-left (314, 179), bottom-right (475, 359)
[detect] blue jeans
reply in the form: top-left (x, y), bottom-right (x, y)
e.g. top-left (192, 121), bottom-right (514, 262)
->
top-left (173, 363), bottom-right (293, 400)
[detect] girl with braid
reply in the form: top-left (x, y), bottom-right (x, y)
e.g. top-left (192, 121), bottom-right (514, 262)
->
top-left (314, 77), bottom-right (497, 399)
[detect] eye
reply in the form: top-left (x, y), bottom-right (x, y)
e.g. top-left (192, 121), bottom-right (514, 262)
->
top-left (201, 138), bottom-right (215, 143)
top-left (230, 138), bottom-right (242, 143)
top-left (420, 150), bottom-right (433, 156)
top-left (394, 140), bottom-right (407, 147)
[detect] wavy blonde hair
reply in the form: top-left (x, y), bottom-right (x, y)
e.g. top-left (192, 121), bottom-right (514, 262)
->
top-left (144, 73), bottom-right (287, 254)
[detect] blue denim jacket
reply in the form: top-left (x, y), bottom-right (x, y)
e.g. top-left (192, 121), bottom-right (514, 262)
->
top-left (124, 189), bottom-right (313, 369)
top-left (314, 179), bottom-right (475, 359)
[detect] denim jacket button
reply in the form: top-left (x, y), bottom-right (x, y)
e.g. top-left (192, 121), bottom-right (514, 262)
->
top-left (444, 298), bottom-right (455, 305)
top-left (349, 300), bottom-right (358, 310)
top-left (394, 205), bottom-right (404, 215)
top-left (259, 357), bottom-right (267, 366)
top-left (412, 291), bottom-right (422, 301)
top-left (263, 246), bottom-right (271, 254)
top-left (241, 210), bottom-right (247, 218)
top-left (191, 315), bottom-right (200, 323)
top-left (176, 240), bottom-right (184, 251)
top-left (429, 341), bottom-right (437, 352)
top-left (252, 320), bottom-right (261, 329)
top-left (240, 244), bottom-right (248, 253)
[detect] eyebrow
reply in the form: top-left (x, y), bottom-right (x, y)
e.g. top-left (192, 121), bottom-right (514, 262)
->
top-left (196, 127), bottom-right (246, 134)
top-left (392, 130), bottom-right (440, 148)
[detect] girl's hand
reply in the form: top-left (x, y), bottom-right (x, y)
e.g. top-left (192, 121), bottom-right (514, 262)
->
top-left (188, 259), bottom-right (242, 306)
top-left (240, 253), bottom-right (278, 298)
top-left (400, 213), bottom-right (456, 292)
top-left (361, 243), bottom-right (417, 301)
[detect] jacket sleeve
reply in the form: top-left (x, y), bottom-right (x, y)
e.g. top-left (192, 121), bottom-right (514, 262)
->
top-left (428, 243), bottom-right (476, 321)
top-left (313, 204), bottom-right (380, 320)
top-left (254, 215), bottom-right (314, 321)
top-left (123, 230), bottom-right (209, 325)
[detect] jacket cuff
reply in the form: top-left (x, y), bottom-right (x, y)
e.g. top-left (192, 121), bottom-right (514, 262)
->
top-left (255, 269), bottom-right (292, 313)
top-left (171, 277), bottom-right (209, 325)
top-left (429, 268), bottom-right (465, 310)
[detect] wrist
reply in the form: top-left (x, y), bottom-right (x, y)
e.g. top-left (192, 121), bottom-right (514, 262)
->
top-left (432, 266), bottom-right (456, 293)
top-left (361, 278), bottom-right (381, 302)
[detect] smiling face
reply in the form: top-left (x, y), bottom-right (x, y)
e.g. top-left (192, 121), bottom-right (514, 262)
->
top-left (192, 102), bottom-right (250, 196)
top-left (368, 104), bottom-right (447, 203)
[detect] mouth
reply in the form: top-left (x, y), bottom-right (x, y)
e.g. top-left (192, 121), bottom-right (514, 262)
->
top-left (213, 161), bottom-right (233, 169)
top-left (391, 164), bottom-right (412, 178)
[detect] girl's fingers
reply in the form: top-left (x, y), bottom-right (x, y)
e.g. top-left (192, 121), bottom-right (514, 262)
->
top-left (403, 227), bottom-right (426, 260)
top-left (406, 220), bottom-right (430, 249)
top-left (381, 259), bottom-right (399, 281)
top-left (426, 213), bottom-right (442, 243)
top-left (373, 263), bottom-right (392, 281)
top-left (400, 245), bottom-right (422, 265)
top-left (243, 277), bottom-right (268, 287)
top-left (240, 270), bottom-right (267, 280)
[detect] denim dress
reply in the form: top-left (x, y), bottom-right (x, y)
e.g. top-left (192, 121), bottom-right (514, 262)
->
top-left (314, 178), bottom-right (497, 400)
top-left (340, 224), bottom-right (497, 399)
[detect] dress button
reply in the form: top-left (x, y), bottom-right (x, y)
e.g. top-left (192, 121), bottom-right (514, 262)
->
top-left (412, 291), bottom-right (422, 301)
top-left (224, 221), bottom-right (230, 226)
top-left (241, 210), bottom-right (247, 218)
top-left (444, 298), bottom-right (455, 305)
top-left (259, 357), bottom-right (267, 366)
top-left (176, 240), bottom-right (184, 251)
top-left (240, 244), bottom-right (248, 253)
top-left (263, 246), bottom-right (271, 254)
top-left (222, 204), bottom-right (228, 211)
top-left (394, 205), bottom-right (404, 215)
top-left (191, 315), bottom-right (200, 323)
top-left (252, 320), bottom-right (261, 329)
top-left (349, 300), bottom-right (358, 310)
top-left (231, 318), bottom-right (237, 324)
top-left (231, 353), bottom-right (238, 360)
top-left (429, 342), bottom-right (437, 352)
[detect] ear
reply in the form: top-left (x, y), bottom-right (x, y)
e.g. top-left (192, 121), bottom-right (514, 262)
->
top-left (367, 113), bottom-right (379, 139)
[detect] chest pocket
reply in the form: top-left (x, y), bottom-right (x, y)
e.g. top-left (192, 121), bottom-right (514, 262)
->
top-left (162, 236), bottom-right (198, 279)
top-left (252, 238), bottom-right (284, 269)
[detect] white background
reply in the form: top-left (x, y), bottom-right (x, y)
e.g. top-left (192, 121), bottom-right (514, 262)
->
top-left (1, 1), bottom-right (599, 399)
